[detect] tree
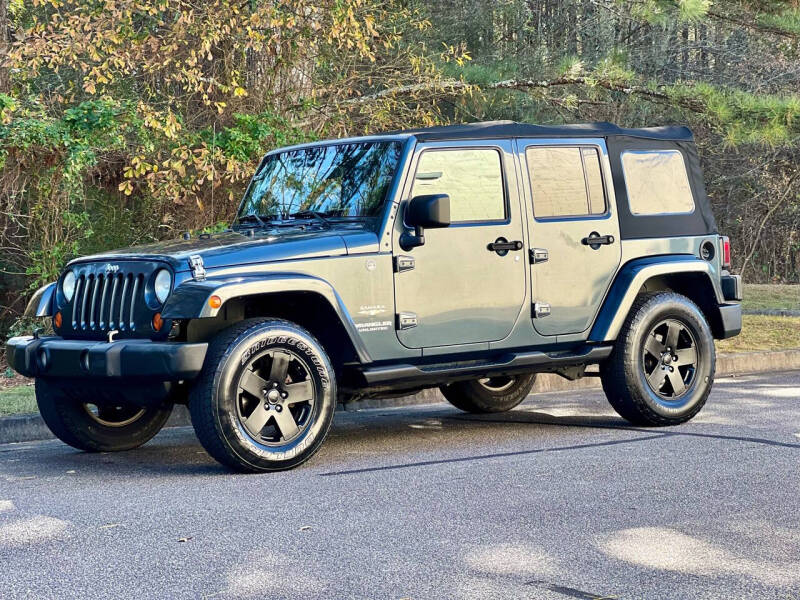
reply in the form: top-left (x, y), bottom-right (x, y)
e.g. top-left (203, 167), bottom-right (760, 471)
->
top-left (0, 0), bottom-right (8, 93)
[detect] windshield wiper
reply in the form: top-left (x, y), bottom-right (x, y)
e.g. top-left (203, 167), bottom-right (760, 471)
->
top-left (287, 210), bottom-right (332, 228)
top-left (235, 213), bottom-right (269, 228)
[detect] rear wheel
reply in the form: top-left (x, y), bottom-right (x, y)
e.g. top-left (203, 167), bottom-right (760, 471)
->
top-left (440, 374), bottom-right (537, 414)
top-left (35, 379), bottom-right (173, 452)
top-left (600, 292), bottom-right (715, 426)
top-left (189, 318), bottom-right (336, 473)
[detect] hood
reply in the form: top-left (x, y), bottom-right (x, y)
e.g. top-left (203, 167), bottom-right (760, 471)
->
top-left (71, 224), bottom-right (380, 272)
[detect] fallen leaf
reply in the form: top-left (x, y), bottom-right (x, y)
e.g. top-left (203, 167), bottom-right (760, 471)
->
top-left (299, 526), bottom-right (312, 532)
top-left (178, 536), bottom-right (193, 542)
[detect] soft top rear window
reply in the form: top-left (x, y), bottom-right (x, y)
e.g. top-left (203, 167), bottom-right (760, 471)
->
top-left (621, 150), bottom-right (695, 216)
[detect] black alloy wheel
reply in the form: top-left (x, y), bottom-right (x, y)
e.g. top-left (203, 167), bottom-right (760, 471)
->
top-left (236, 349), bottom-right (316, 446)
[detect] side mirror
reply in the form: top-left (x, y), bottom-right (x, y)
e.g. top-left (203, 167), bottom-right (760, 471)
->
top-left (400, 194), bottom-right (450, 250)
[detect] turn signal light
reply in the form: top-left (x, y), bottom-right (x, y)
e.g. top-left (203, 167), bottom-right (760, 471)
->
top-left (209, 295), bottom-right (222, 309)
top-left (53, 311), bottom-right (62, 329)
top-left (152, 312), bottom-right (164, 332)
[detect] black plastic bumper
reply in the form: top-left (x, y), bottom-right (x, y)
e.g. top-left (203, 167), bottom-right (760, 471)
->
top-left (5, 336), bottom-right (208, 380)
top-left (721, 273), bottom-right (743, 302)
top-left (717, 303), bottom-right (742, 339)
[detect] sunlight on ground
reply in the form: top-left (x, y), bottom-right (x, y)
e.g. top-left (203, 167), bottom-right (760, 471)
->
top-left (599, 527), bottom-right (800, 586)
top-left (0, 515), bottom-right (69, 548)
top-left (224, 553), bottom-right (324, 598)
top-left (464, 543), bottom-right (557, 577)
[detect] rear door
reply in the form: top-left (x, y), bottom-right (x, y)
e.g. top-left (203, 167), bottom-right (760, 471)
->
top-left (393, 141), bottom-right (527, 349)
top-left (520, 139), bottom-right (621, 337)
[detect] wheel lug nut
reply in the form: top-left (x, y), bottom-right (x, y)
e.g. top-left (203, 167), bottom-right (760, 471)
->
top-left (272, 382), bottom-right (279, 388)
top-left (275, 405), bottom-right (282, 412)
top-left (281, 392), bottom-right (288, 399)
top-left (669, 367), bottom-right (674, 372)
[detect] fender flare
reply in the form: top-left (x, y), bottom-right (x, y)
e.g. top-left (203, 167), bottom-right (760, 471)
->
top-left (589, 255), bottom-right (723, 342)
top-left (23, 282), bottom-right (56, 318)
top-left (162, 272), bottom-right (371, 363)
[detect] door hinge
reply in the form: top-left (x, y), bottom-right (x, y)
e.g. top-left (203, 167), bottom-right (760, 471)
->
top-left (396, 312), bottom-right (418, 330)
top-left (532, 302), bottom-right (551, 318)
top-left (394, 255), bottom-right (415, 273)
top-left (188, 255), bottom-right (206, 281)
top-left (529, 248), bottom-right (549, 264)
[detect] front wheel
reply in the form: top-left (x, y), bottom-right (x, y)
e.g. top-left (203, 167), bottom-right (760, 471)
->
top-left (35, 379), bottom-right (173, 452)
top-left (440, 374), bottom-right (537, 414)
top-left (600, 292), bottom-right (715, 426)
top-left (189, 318), bottom-right (336, 473)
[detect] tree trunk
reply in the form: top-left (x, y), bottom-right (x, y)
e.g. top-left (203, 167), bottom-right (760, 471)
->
top-left (0, 0), bottom-right (8, 93)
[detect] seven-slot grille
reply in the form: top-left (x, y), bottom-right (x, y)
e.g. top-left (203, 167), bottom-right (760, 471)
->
top-left (71, 272), bottom-right (143, 332)
top-left (59, 262), bottom-right (164, 339)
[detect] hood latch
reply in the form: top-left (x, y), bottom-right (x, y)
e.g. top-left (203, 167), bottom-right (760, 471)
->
top-left (189, 255), bottom-right (206, 281)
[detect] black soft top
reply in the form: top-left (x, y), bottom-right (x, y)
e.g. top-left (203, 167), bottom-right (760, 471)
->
top-left (395, 120), bottom-right (716, 240)
top-left (398, 120), bottom-right (694, 143)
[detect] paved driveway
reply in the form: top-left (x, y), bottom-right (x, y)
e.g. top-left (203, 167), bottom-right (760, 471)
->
top-left (1, 371), bottom-right (799, 599)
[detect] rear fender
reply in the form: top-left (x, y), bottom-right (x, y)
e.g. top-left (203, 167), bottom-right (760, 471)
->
top-left (589, 256), bottom-right (723, 342)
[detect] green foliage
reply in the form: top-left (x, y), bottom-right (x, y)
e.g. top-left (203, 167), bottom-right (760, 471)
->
top-left (757, 7), bottom-right (800, 36)
top-left (665, 84), bottom-right (800, 146)
top-left (625, 0), bottom-right (711, 25)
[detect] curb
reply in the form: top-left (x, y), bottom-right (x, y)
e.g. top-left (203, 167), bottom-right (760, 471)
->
top-left (742, 309), bottom-right (800, 317)
top-left (2, 349), bottom-right (799, 445)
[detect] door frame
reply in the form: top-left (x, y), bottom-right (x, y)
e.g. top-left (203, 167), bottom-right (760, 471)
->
top-left (514, 136), bottom-right (622, 339)
top-left (391, 138), bottom-right (530, 350)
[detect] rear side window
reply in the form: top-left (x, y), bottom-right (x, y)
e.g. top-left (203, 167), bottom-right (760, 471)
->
top-left (412, 148), bottom-right (506, 222)
top-left (526, 146), bottom-right (606, 218)
top-left (621, 150), bottom-right (695, 215)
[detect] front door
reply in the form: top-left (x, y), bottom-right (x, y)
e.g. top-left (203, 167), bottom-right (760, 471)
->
top-left (520, 140), bottom-right (622, 337)
top-left (393, 141), bottom-right (527, 349)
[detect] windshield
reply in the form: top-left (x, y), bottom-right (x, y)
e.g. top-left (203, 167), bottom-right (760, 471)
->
top-left (236, 141), bottom-right (404, 225)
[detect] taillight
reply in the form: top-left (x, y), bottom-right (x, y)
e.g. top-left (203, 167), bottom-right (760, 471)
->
top-left (721, 236), bottom-right (731, 269)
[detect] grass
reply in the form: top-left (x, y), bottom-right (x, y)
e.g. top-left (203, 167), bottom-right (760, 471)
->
top-left (0, 384), bottom-right (36, 416)
top-left (716, 315), bottom-right (800, 353)
top-left (1, 290), bottom-right (799, 417)
top-left (742, 284), bottom-right (800, 311)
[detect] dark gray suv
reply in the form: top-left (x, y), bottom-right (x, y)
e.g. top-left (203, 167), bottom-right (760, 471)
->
top-left (7, 121), bottom-right (742, 472)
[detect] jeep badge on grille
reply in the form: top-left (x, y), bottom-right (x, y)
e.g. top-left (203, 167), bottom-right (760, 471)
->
top-left (105, 263), bottom-right (120, 274)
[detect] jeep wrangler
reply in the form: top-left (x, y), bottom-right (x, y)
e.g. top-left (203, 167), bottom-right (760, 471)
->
top-left (6, 121), bottom-right (742, 472)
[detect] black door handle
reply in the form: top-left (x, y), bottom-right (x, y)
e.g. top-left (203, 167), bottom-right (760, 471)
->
top-left (487, 238), bottom-right (523, 255)
top-left (581, 232), bottom-right (615, 250)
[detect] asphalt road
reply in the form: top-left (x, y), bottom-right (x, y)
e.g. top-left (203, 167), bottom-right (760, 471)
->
top-left (1, 371), bottom-right (799, 600)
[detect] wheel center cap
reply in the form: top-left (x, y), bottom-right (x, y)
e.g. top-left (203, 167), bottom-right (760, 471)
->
top-left (662, 353), bottom-right (673, 365)
top-left (266, 389), bottom-right (281, 404)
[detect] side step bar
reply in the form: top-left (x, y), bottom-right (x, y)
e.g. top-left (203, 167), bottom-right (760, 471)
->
top-left (361, 345), bottom-right (613, 387)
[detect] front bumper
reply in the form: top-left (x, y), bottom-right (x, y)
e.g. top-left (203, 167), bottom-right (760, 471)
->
top-left (6, 336), bottom-right (208, 380)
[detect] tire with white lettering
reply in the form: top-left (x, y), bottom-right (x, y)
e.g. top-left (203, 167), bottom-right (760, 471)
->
top-left (189, 318), bottom-right (336, 472)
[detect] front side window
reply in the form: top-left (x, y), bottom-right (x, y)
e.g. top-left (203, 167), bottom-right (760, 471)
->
top-left (526, 146), bottom-right (606, 219)
top-left (411, 148), bottom-right (506, 223)
top-left (237, 141), bottom-right (403, 223)
top-left (621, 150), bottom-right (695, 215)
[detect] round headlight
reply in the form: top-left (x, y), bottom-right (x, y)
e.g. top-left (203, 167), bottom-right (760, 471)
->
top-left (154, 269), bottom-right (172, 304)
top-left (62, 270), bottom-right (77, 303)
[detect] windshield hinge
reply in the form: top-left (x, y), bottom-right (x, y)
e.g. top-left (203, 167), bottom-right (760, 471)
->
top-left (189, 255), bottom-right (206, 281)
